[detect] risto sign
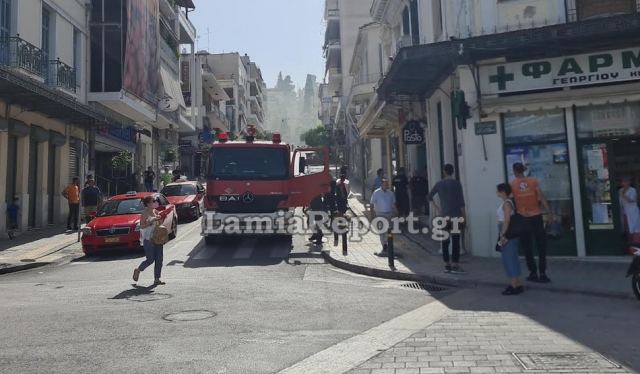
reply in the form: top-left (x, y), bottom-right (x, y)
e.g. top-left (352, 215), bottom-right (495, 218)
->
top-left (480, 47), bottom-right (640, 95)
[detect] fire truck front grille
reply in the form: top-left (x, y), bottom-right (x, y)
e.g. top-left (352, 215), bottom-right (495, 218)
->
top-left (214, 195), bottom-right (288, 214)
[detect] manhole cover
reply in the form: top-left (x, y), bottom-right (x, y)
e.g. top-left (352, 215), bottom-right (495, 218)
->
top-left (513, 352), bottom-right (621, 371)
top-left (127, 293), bottom-right (172, 302)
top-left (399, 282), bottom-right (448, 292)
top-left (163, 310), bottom-right (216, 322)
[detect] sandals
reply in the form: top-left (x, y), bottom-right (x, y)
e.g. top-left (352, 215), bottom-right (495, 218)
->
top-left (132, 268), bottom-right (140, 282)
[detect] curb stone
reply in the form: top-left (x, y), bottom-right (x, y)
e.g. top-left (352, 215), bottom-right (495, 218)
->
top-left (321, 250), bottom-right (634, 300)
top-left (0, 262), bottom-right (50, 275)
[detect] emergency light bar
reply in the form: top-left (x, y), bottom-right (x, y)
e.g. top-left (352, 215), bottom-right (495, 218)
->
top-left (217, 132), bottom-right (229, 143)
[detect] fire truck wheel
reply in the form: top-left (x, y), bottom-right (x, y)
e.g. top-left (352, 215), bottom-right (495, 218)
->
top-left (204, 235), bottom-right (217, 246)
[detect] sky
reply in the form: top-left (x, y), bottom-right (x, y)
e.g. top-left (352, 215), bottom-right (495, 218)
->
top-left (189, 0), bottom-right (326, 90)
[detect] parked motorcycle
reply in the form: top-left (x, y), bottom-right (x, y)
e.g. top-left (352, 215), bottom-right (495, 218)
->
top-left (627, 245), bottom-right (640, 300)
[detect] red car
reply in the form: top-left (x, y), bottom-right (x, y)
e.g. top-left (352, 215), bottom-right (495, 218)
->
top-left (161, 181), bottom-right (206, 221)
top-left (81, 192), bottom-right (178, 254)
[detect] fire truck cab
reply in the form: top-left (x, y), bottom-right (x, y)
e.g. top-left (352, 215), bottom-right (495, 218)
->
top-left (201, 131), bottom-right (331, 243)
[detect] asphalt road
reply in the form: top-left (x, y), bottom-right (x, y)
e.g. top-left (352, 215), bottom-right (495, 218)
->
top-left (0, 219), bottom-right (439, 374)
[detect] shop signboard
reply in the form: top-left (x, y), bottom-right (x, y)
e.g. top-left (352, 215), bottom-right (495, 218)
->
top-left (480, 47), bottom-right (640, 95)
top-left (402, 120), bottom-right (425, 145)
top-left (474, 121), bottom-right (497, 135)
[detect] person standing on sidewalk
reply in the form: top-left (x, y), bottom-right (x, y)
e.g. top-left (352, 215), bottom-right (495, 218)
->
top-left (428, 164), bottom-right (466, 274)
top-left (62, 178), bottom-right (80, 231)
top-left (373, 168), bottom-right (384, 193)
top-left (410, 170), bottom-right (429, 216)
top-left (144, 166), bottom-right (156, 192)
top-left (81, 179), bottom-right (103, 224)
top-left (370, 178), bottom-right (396, 257)
top-left (6, 196), bottom-right (19, 240)
top-left (620, 176), bottom-right (640, 243)
top-left (510, 162), bottom-right (552, 283)
top-left (393, 168), bottom-right (410, 220)
top-left (133, 196), bottom-right (165, 286)
top-left (496, 183), bottom-right (523, 295)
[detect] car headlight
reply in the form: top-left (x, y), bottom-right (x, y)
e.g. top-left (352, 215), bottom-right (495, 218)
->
top-left (134, 223), bottom-right (140, 232)
top-left (81, 228), bottom-right (93, 236)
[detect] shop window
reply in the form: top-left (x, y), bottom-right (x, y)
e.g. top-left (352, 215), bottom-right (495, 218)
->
top-left (503, 109), bottom-right (566, 145)
top-left (576, 102), bottom-right (640, 139)
top-left (503, 110), bottom-right (576, 255)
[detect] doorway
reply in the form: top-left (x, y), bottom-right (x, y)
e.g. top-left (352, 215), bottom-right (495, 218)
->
top-left (579, 138), bottom-right (640, 255)
top-left (47, 143), bottom-right (56, 224)
top-left (28, 140), bottom-right (38, 228)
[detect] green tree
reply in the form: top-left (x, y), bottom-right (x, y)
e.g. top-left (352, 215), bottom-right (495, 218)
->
top-left (300, 125), bottom-right (328, 147)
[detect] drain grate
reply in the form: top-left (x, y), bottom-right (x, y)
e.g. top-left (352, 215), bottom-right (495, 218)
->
top-left (513, 352), bottom-right (621, 371)
top-left (399, 282), bottom-right (448, 292)
top-left (163, 310), bottom-right (217, 322)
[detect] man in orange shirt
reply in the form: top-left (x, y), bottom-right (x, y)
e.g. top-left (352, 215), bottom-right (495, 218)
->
top-left (62, 177), bottom-right (80, 231)
top-left (510, 163), bottom-right (551, 283)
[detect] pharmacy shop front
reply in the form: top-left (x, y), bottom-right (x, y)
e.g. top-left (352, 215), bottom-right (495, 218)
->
top-left (477, 48), bottom-right (640, 257)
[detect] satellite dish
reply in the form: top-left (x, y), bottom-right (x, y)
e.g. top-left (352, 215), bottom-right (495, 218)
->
top-left (159, 96), bottom-right (179, 112)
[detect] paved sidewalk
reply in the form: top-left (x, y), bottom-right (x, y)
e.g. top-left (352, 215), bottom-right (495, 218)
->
top-left (0, 226), bottom-right (81, 274)
top-left (323, 192), bottom-right (633, 299)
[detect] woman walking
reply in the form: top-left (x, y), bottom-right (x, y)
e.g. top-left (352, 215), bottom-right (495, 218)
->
top-left (133, 196), bottom-right (165, 285)
top-left (496, 183), bottom-right (523, 295)
top-left (620, 176), bottom-right (640, 243)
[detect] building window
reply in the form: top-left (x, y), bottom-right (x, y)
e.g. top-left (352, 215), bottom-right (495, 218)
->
top-left (433, 0), bottom-right (443, 40)
top-left (576, 0), bottom-right (637, 21)
top-left (73, 28), bottom-right (81, 88)
top-left (0, 0), bottom-right (10, 39)
top-left (42, 7), bottom-right (51, 60)
top-left (90, 0), bottom-right (123, 93)
top-left (576, 102), bottom-right (640, 139)
top-left (503, 109), bottom-right (567, 145)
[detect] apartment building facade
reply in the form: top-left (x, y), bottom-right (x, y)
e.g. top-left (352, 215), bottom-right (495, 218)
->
top-left (337, 0), bottom-right (640, 258)
top-left (0, 0), bottom-right (136, 235)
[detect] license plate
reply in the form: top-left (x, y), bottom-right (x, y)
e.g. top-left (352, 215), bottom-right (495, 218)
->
top-left (105, 237), bottom-right (120, 243)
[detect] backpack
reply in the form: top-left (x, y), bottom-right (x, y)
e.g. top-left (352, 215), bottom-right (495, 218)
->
top-left (152, 224), bottom-right (170, 246)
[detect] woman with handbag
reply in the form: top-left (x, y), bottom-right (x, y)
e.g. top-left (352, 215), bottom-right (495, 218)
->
top-left (496, 183), bottom-right (523, 295)
top-left (133, 196), bottom-right (166, 285)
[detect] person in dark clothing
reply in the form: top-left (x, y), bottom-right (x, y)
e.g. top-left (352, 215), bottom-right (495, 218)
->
top-left (81, 179), bottom-right (102, 223)
top-left (428, 164), bottom-right (466, 274)
top-left (308, 194), bottom-right (325, 244)
top-left (393, 168), bottom-right (410, 218)
top-left (410, 170), bottom-right (429, 215)
top-left (6, 196), bottom-right (19, 239)
top-left (335, 174), bottom-right (349, 214)
top-left (172, 169), bottom-right (182, 182)
top-left (144, 166), bottom-right (156, 192)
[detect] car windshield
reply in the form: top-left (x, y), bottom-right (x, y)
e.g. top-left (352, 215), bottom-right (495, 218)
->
top-left (209, 147), bottom-right (289, 180)
top-left (162, 184), bottom-right (196, 196)
top-left (96, 198), bottom-right (144, 217)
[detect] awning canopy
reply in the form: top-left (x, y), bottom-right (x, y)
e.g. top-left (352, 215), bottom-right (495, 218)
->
top-left (0, 66), bottom-right (135, 128)
top-left (378, 13), bottom-right (640, 101)
top-left (160, 67), bottom-right (186, 110)
top-left (202, 71), bottom-right (230, 101)
top-left (176, 0), bottom-right (195, 9)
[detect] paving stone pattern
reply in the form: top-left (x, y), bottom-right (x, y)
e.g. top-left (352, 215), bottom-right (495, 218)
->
top-left (347, 311), bottom-right (630, 374)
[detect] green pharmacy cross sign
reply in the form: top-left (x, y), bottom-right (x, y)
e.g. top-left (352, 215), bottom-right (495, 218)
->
top-left (481, 47), bottom-right (640, 95)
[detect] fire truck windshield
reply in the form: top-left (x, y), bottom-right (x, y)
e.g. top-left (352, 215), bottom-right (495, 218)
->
top-left (208, 147), bottom-right (289, 180)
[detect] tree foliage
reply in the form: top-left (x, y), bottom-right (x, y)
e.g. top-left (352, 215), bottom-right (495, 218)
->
top-left (300, 125), bottom-right (329, 147)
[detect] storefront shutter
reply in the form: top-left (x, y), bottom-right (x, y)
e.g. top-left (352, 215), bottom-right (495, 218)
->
top-left (68, 140), bottom-right (79, 182)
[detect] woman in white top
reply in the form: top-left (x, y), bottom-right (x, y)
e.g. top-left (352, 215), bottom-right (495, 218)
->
top-left (620, 176), bottom-right (640, 238)
top-left (496, 183), bottom-right (523, 295)
top-left (133, 196), bottom-right (165, 285)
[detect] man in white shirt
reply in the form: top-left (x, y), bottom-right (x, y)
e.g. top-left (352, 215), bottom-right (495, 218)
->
top-left (370, 179), bottom-right (396, 257)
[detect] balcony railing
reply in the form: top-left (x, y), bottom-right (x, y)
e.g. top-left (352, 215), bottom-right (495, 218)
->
top-left (0, 35), bottom-right (45, 78)
top-left (46, 59), bottom-right (77, 92)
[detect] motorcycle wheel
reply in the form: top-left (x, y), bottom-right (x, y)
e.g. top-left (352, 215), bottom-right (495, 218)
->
top-left (633, 274), bottom-right (640, 300)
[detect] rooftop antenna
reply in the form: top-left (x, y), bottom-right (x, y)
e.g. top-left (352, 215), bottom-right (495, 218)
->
top-left (207, 27), bottom-right (211, 52)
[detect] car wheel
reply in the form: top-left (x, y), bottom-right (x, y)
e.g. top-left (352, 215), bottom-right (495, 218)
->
top-left (169, 217), bottom-right (177, 240)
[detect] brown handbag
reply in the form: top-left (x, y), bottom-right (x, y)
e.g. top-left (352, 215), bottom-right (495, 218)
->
top-left (151, 219), bottom-right (170, 246)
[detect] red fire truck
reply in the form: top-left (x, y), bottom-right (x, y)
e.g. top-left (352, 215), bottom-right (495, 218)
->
top-left (201, 130), bottom-right (331, 244)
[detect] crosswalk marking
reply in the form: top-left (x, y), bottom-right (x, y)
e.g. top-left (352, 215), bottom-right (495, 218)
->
top-left (269, 245), bottom-right (291, 259)
top-left (192, 246), bottom-right (217, 260)
top-left (232, 238), bottom-right (257, 259)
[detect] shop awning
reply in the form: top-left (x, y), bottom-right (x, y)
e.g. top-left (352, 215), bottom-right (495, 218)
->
top-left (176, 0), bottom-right (195, 9)
top-left (0, 66), bottom-right (135, 128)
top-left (202, 71), bottom-right (230, 101)
top-left (160, 67), bottom-right (186, 110)
top-left (378, 13), bottom-right (640, 101)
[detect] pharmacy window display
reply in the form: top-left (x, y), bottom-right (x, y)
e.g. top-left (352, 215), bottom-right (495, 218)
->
top-left (576, 103), bottom-right (640, 255)
top-left (502, 109), bottom-right (577, 256)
